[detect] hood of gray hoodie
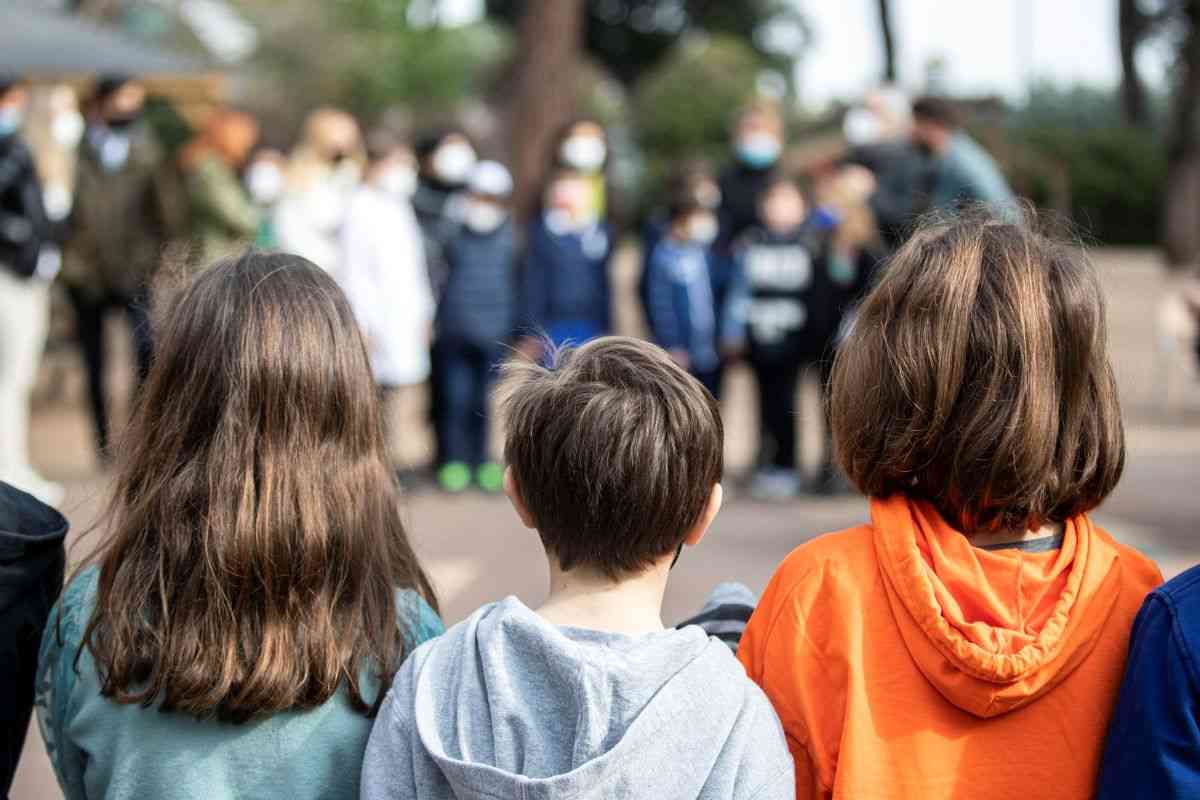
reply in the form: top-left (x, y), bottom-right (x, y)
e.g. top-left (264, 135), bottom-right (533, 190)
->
top-left (363, 596), bottom-right (794, 800)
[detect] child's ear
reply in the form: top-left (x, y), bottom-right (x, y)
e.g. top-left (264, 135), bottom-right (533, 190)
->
top-left (503, 467), bottom-right (537, 530)
top-left (683, 483), bottom-right (723, 548)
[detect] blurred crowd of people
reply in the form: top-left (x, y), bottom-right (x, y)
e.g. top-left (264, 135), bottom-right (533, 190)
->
top-left (0, 72), bottom-right (1021, 506)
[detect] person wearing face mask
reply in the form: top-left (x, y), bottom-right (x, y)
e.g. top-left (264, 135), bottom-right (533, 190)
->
top-left (518, 169), bottom-right (613, 358)
top-left (554, 118), bottom-right (610, 224)
top-left (724, 174), bottom-right (857, 499)
top-left (910, 96), bottom-right (1015, 215)
top-left (179, 108), bottom-right (261, 266)
top-left (273, 107), bottom-right (365, 279)
top-left (61, 74), bottom-right (187, 461)
top-left (716, 101), bottom-right (786, 255)
top-left (0, 77), bottom-right (65, 506)
top-left (841, 85), bottom-right (929, 255)
top-left (432, 161), bottom-right (515, 494)
top-left (412, 129), bottom-right (477, 293)
top-left (643, 186), bottom-right (731, 396)
top-left (339, 131), bottom-right (433, 471)
top-left (242, 146), bottom-right (286, 247)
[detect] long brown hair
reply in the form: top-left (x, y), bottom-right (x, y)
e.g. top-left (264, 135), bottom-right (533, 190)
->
top-left (79, 251), bottom-right (437, 723)
top-left (830, 207), bottom-right (1124, 534)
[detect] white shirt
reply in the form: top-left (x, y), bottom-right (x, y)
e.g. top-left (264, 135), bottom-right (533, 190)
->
top-left (339, 186), bottom-right (435, 387)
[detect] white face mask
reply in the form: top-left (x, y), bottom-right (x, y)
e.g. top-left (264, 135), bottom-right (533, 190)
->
top-left (0, 105), bottom-right (24, 138)
top-left (377, 164), bottom-right (417, 198)
top-left (42, 184), bottom-right (73, 221)
top-left (51, 112), bottom-right (84, 149)
top-left (688, 213), bottom-right (719, 245)
top-left (464, 198), bottom-right (507, 234)
top-left (245, 162), bottom-right (284, 206)
top-left (736, 132), bottom-right (782, 169)
top-left (98, 133), bottom-right (131, 172)
top-left (433, 142), bottom-right (477, 185)
top-left (331, 158), bottom-right (362, 190)
top-left (843, 107), bottom-right (884, 146)
top-left (560, 136), bottom-right (606, 172)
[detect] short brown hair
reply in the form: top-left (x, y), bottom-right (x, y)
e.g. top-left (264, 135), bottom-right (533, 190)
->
top-left (831, 208), bottom-right (1124, 533)
top-left (500, 337), bottom-right (724, 577)
top-left (912, 96), bottom-right (963, 129)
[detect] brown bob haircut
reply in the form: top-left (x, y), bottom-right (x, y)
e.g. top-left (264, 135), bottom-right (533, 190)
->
top-left (78, 251), bottom-right (437, 723)
top-left (831, 207), bottom-right (1124, 534)
top-left (500, 337), bottom-right (723, 578)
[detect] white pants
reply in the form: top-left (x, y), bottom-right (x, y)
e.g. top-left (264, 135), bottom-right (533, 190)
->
top-left (0, 268), bottom-right (56, 502)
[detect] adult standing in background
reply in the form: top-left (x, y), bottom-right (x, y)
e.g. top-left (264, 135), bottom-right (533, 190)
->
top-left (412, 128), bottom-right (477, 293)
top-left (0, 77), bottom-right (64, 505)
top-left (843, 85), bottom-right (929, 253)
top-left (62, 75), bottom-right (186, 461)
top-left (552, 118), bottom-right (611, 228)
top-left (910, 96), bottom-right (1016, 214)
top-left (179, 109), bottom-right (261, 266)
top-left (340, 131), bottom-right (433, 469)
top-left (716, 101), bottom-right (786, 255)
top-left (274, 108), bottom-right (364, 278)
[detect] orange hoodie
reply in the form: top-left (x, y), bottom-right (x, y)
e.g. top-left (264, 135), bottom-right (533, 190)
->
top-left (739, 494), bottom-right (1162, 800)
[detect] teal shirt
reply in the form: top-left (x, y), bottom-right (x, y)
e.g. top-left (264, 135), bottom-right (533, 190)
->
top-left (934, 132), bottom-right (1017, 215)
top-left (36, 568), bottom-right (443, 800)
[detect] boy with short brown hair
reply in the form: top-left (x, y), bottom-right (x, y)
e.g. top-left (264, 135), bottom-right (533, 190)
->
top-left (362, 336), bottom-right (794, 800)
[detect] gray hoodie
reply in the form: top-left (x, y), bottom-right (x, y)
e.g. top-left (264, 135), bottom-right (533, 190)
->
top-left (361, 597), bottom-right (794, 800)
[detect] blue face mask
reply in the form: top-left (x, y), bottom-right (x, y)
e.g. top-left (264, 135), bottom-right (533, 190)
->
top-left (0, 106), bottom-right (25, 138)
top-left (736, 134), bottom-right (781, 169)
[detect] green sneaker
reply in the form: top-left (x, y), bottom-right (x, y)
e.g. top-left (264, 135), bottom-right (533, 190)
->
top-left (475, 462), bottom-right (504, 494)
top-left (437, 462), bottom-right (472, 493)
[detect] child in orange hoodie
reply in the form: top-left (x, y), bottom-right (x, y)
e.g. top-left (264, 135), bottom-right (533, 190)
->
top-left (738, 209), bottom-right (1162, 799)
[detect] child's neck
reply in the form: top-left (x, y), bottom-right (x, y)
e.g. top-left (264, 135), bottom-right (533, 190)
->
top-left (536, 558), bottom-right (672, 636)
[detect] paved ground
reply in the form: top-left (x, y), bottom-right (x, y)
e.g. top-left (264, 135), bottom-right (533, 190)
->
top-left (10, 247), bottom-right (1200, 799)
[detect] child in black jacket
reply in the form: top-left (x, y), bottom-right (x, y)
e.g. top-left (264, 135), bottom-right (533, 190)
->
top-left (726, 174), bottom-right (856, 498)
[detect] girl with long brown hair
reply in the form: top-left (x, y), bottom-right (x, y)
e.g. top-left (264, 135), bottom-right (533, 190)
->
top-left (36, 252), bottom-right (442, 800)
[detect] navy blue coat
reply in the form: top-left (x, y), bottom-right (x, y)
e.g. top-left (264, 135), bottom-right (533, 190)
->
top-left (1097, 564), bottom-right (1200, 799)
top-left (436, 222), bottom-right (516, 346)
top-left (520, 216), bottom-right (611, 344)
top-left (0, 482), bottom-right (66, 794)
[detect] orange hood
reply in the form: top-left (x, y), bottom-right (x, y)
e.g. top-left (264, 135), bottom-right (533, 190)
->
top-left (871, 494), bottom-right (1125, 719)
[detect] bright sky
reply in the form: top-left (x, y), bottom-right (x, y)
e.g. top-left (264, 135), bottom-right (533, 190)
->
top-left (439, 0), bottom-right (1170, 106)
top-left (794, 0), bottom-right (1171, 106)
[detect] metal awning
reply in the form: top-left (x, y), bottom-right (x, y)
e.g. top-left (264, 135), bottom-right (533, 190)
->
top-left (0, 2), bottom-right (205, 75)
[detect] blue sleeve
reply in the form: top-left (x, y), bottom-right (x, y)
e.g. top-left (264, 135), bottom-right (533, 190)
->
top-left (599, 252), bottom-right (613, 335)
top-left (1097, 593), bottom-right (1200, 799)
top-left (645, 248), bottom-right (684, 351)
top-left (35, 570), bottom-right (95, 800)
top-left (521, 225), bottom-right (548, 334)
top-left (721, 250), bottom-right (750, 346)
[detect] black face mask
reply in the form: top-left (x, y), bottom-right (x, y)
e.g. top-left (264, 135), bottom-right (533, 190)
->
top-left (105, 113), bottom-right (141, 132)
top-left (914, 139), bottom-right (934, 158)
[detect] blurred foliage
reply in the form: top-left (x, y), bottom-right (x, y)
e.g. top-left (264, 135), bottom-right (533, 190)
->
top-left (234, 0), bottom-right (511, 136)
top-left (1003, 84), bottom-right (1168, 245)
top-left (628, 34), bottom-right (763, 209)
top-left (485, 0), bottom-right (805, 86)
top-left (333, 0), bottom-right (511, 117)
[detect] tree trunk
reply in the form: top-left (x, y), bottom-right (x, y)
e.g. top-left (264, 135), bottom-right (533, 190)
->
top-left (509, 0), bottom-right (585, 223)
top-left (876, 0), bottom-right (897, 83)
top-left (1164, 0), bottom-right (1200, 270)
top-left (1119, 0), bottom-right (1150, 128)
